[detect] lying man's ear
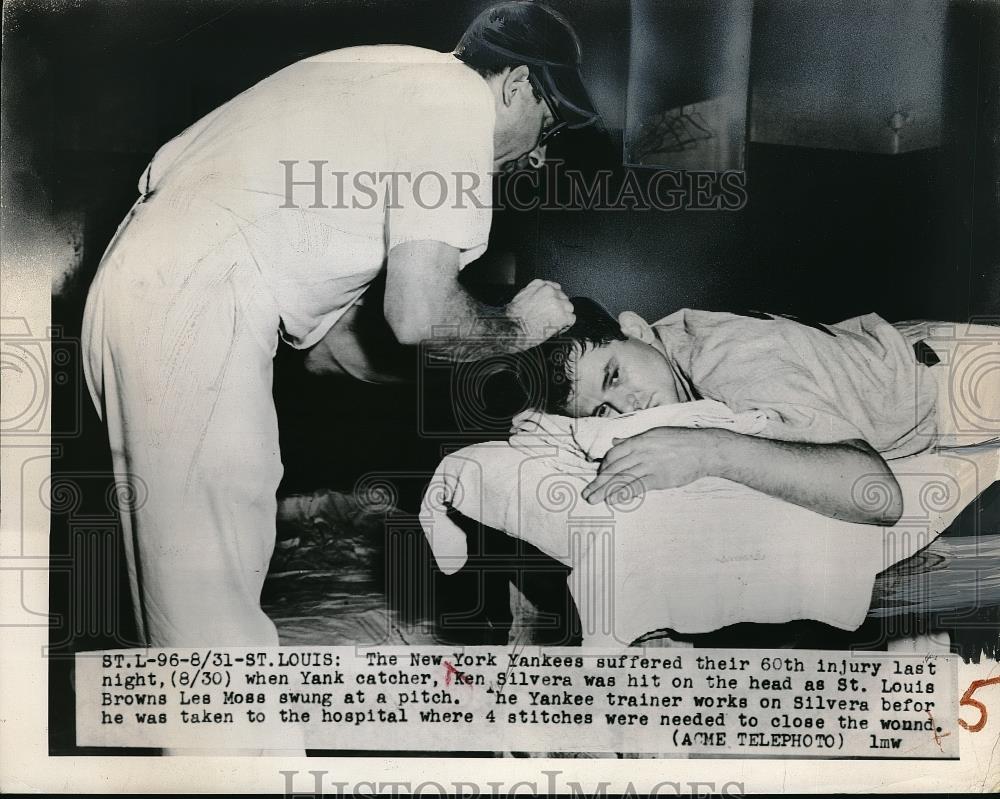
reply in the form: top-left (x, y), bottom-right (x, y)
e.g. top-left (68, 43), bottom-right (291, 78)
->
top-left (618, 311), bottom-right (656, 344)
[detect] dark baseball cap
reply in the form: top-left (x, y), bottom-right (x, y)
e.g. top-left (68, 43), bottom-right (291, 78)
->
top-left (456, 2), bottom-right (601, 130)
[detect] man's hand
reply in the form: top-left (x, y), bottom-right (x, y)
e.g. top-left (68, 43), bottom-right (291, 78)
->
top-left (505, 279), bottom-right (576, 346)
top-left (582, 427), bottom-right (716, 504)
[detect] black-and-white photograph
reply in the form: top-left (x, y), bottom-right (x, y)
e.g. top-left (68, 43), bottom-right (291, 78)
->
top-left (2, 0), bottom-right (999, 790)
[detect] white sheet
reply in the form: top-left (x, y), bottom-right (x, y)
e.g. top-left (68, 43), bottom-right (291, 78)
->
top-left (420, 406), bottom-right (998, 645)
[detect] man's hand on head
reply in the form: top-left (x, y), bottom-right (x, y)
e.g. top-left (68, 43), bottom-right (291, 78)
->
top-left (505, 278), bottom-right (575, 347)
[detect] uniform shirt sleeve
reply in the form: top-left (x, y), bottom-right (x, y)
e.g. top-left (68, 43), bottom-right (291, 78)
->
top-left (385, 71), bottom-right (494, 268)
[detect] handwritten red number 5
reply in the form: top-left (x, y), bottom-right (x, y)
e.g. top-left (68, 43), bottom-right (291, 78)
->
top-left (958, 676), bottom-right (1000, 733)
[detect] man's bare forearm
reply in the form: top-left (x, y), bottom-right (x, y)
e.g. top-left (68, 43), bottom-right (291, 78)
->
top-left (384, 241), bottom-right (575, 361)
top-left (707, 431), bottom-right (903, 525)
top-left (419, 294), bottom-right (535, 362)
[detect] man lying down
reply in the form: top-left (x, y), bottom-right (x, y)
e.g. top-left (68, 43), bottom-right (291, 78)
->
top-left (516, 298), bottom-right (1000, 522)
top-left (420, 299), bottom-right (999, 642)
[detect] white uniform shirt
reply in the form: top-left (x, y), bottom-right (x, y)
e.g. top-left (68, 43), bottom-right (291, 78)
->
top-left (134, 45), bottom-right (495, 348)
top-left (651, 310), bottom-right (939, 459)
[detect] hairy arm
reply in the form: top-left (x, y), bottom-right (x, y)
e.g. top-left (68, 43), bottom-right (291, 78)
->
top-left (706, 431), bottom-right (902, 525)
top-left (583, 427), bottom-right (903, 526)
top-left (384, 240), bottom-right (574, 362)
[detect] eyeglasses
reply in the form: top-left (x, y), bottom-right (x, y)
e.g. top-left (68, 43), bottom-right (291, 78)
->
top-left (528, 72), bottom-right (567, 149)
top-left (538, 119), bottom-right (568, 148)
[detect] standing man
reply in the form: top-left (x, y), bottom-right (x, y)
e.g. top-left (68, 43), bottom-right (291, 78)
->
top-left (82, 2), bottom-right (600, 647)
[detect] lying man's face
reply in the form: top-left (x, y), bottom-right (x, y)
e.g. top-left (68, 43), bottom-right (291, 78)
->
top-left (564, 335), bottom-right (690, 417)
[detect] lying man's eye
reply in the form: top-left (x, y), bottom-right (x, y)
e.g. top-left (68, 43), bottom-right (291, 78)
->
top-left (593, 403), bottom-right (611, 418)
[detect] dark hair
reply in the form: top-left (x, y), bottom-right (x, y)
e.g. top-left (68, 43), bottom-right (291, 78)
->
top-left (455, 2), bottom-right (580, 99)
top-left (516, 296), bottom-right (626, 414)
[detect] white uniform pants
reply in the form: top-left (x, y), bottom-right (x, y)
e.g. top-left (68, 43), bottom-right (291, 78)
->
top-left (82, 197), bottom-right (284, 647)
